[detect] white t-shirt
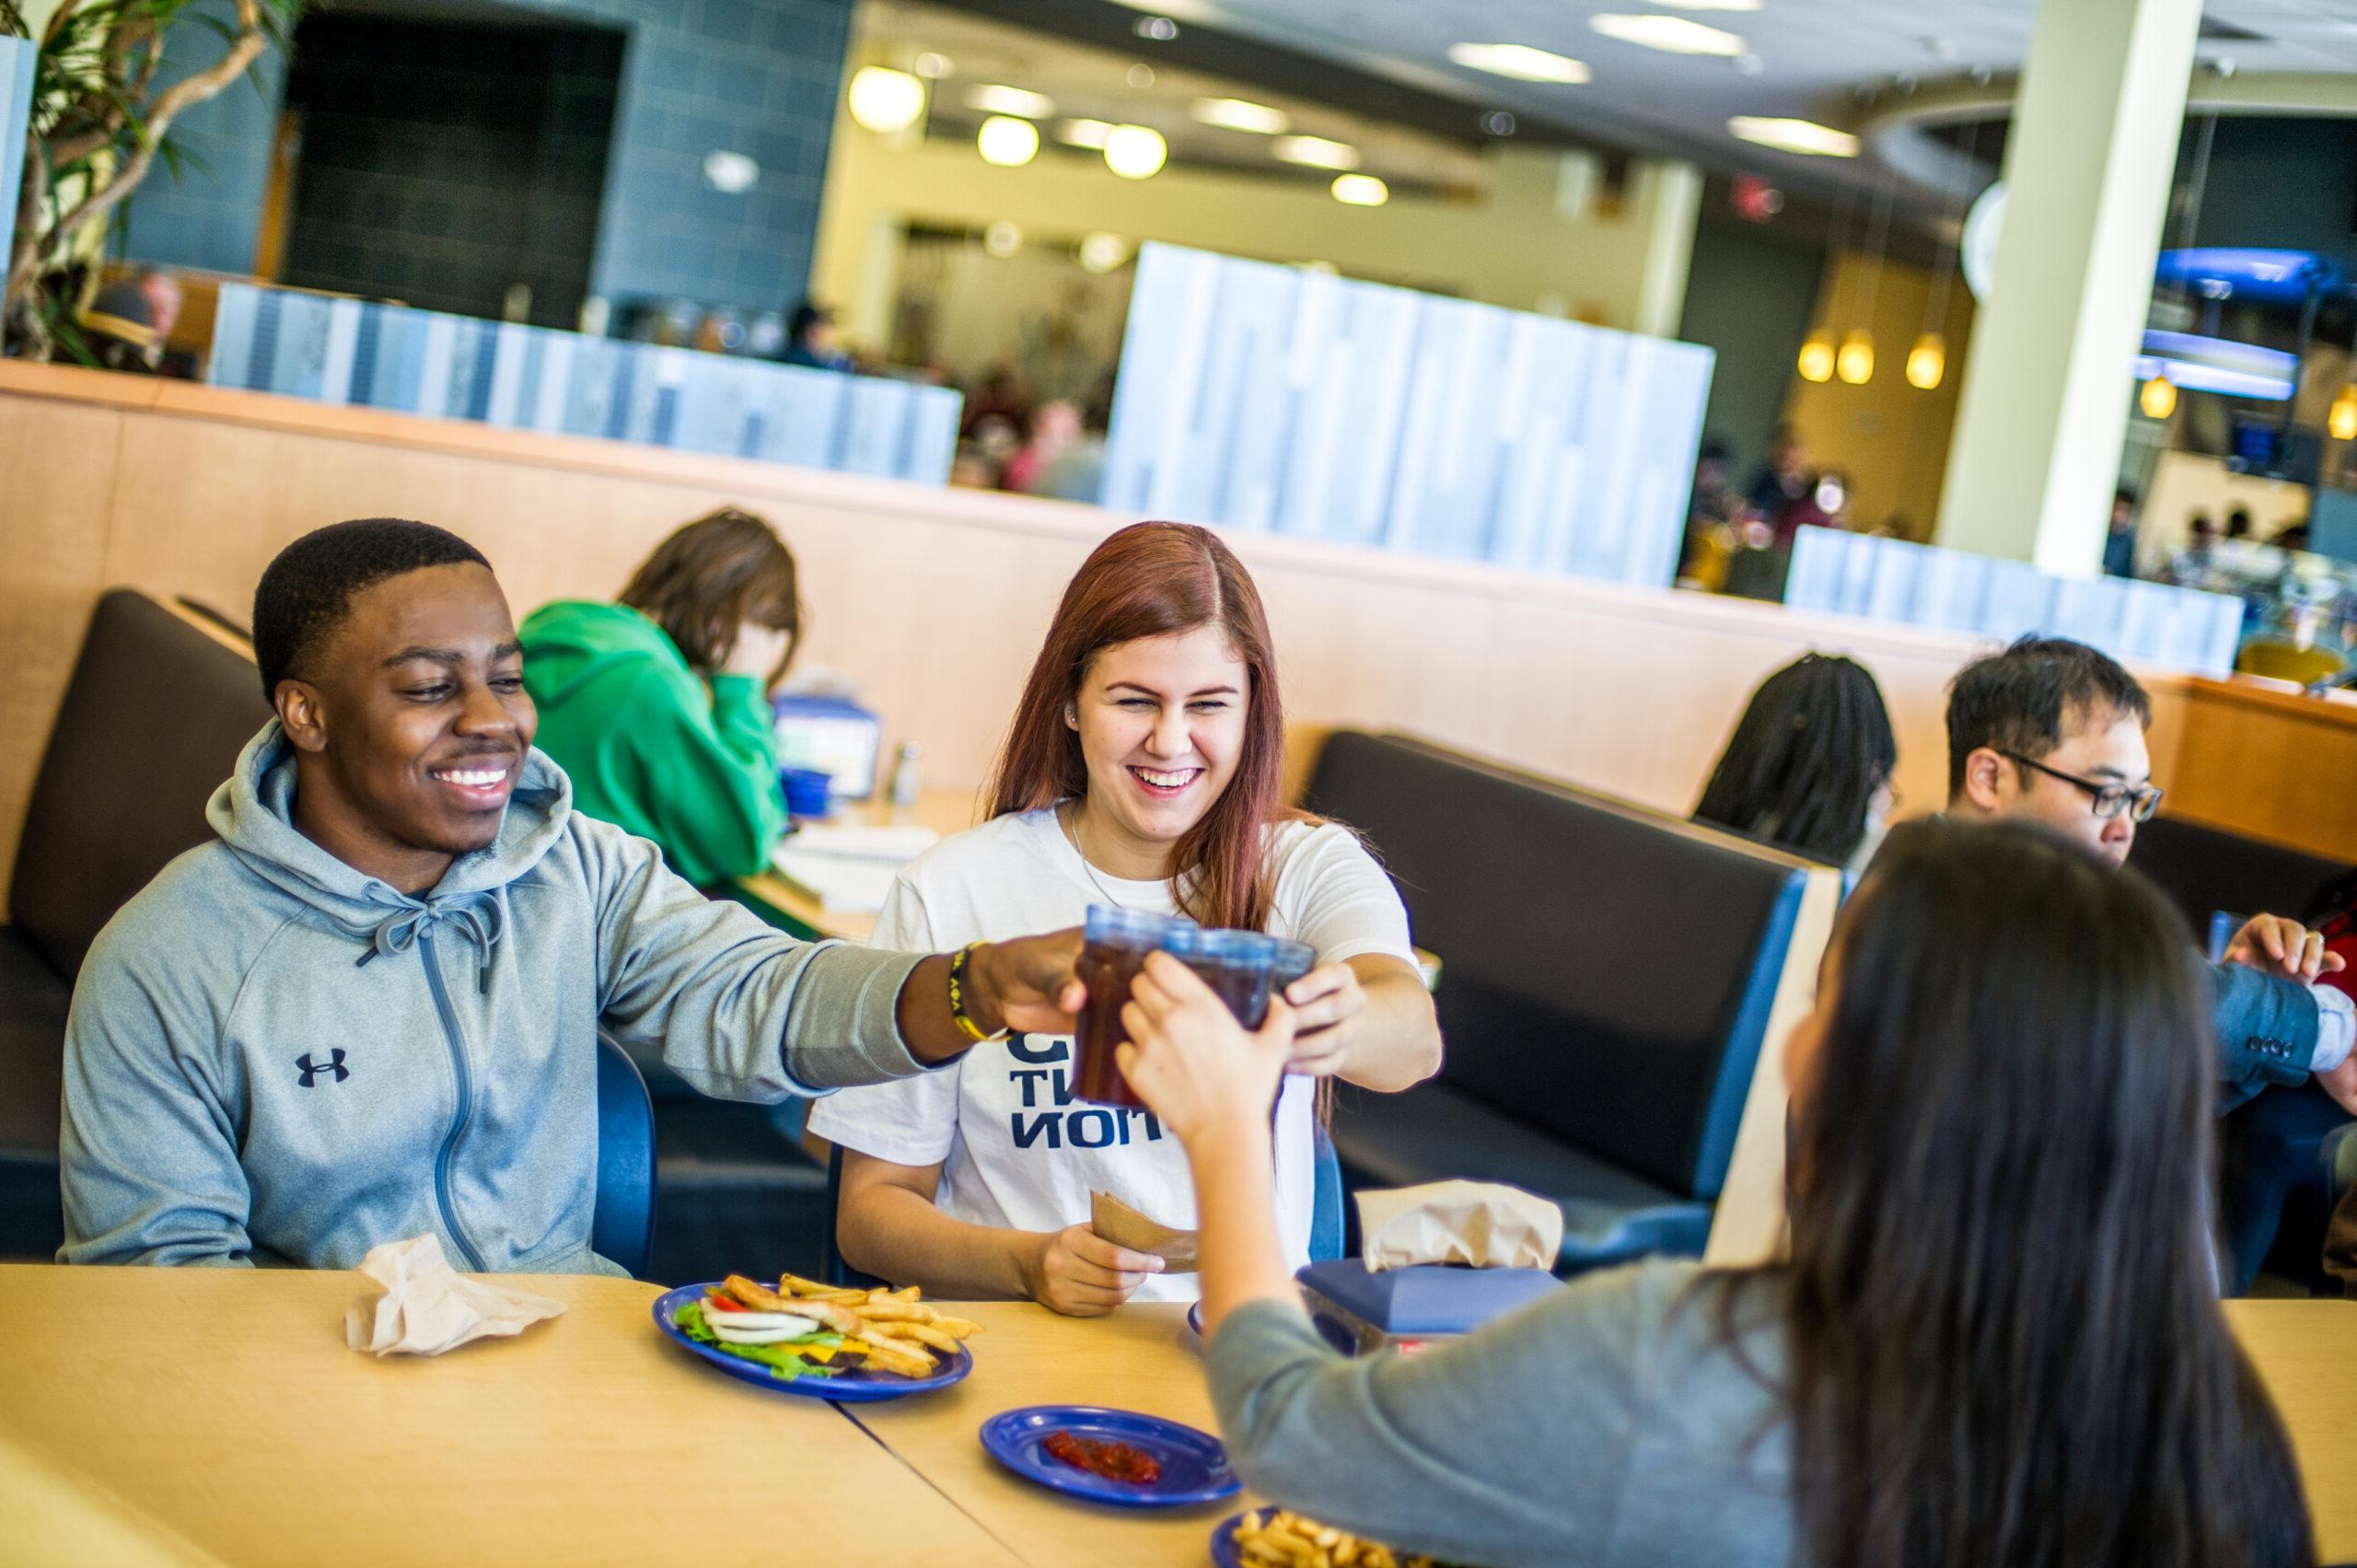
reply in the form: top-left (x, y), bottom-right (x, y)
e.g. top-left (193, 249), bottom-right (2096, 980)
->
top-left (807, 807), bottom-right (1417, 1302)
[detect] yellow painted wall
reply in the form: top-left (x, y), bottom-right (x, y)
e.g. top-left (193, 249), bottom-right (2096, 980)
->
top-left (809, 111), bottom-right (1705, 345)
top-left (1781, 250), bottom-right (1978, 539)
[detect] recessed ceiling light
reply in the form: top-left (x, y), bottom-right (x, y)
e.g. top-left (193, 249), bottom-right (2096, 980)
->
top-left (1134, 15), bottom-right (1178, 41)
top-left (1273, 134), bottom-right (1360, 170)
top-left (1191, 97), bottom-right (1291, 134)
top-left (1446, 42), bottom-right (1592, 84)
top-left (1058, 119), bottom-right (1115, 149)
top-left (1127, 63), bottom-right (1156, 88)
top-left (1078, 233), bottom-right (1132, 273)
top-left (846, 66), bottom-right (925, 134)
top-left (1589, 14), bottom-right (1747, 55)
top-left (976, 115), bottom-right (1039, 167)
top-left (1330, 173), bottom-right (1389, 206)
top-left (1728, 115), bottom-right (1860, 157)
top-left (1104, 123), bottom-right (1168, 180)
top-left (911, 52), bottom-right (953, 78)
top-left (964, 84), bottom-right (1056, 120)
top-left (984, 220), bottom-right (1023, 258)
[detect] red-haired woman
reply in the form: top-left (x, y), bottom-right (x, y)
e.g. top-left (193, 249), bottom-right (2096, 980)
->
top-left (808, 522), bottom-right (1442, 1315)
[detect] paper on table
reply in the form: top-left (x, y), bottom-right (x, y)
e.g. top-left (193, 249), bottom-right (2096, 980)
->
top-left (344, 1234), bottom-right (565, 1356)
top-left (1356, 1179), bottom-right (1562, 1272)
top-left (783, 823), bottom-right (942, 862)
top-left (772, 847), bottom-right (901, 913)
top-left (1090, 1191), bottom-right (1199, 1272)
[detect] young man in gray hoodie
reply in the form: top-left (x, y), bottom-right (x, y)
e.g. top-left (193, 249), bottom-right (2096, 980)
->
top-left (58, 518), bottom-right (1084, 1273)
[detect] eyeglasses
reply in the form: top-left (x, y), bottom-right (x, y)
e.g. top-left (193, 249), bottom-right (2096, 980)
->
top-left (1997, 750), bottom-right (2164, 822)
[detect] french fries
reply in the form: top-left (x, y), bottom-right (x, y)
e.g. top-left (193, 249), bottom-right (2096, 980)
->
top-left (1230, 1510), bottom-right (1459, 1568)
top-left (708, 1273), bottom-right (983, 1380)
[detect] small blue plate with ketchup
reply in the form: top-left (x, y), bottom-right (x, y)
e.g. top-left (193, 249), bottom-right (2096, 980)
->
top-left (979, 1404), bottom-right (1239, 1508)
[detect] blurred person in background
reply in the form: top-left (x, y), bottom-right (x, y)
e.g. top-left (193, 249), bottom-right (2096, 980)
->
top-left (2104, 487), bottom-right (2142, 578)
top-left (79, 267), bottom-right (184, 375)
top-left (1744, 423), bottom-right (1810, 533)
top-left (780, 300), bottom-right (851, 372)
top-left (520, 507), bottom-right (801, 887)
top-left (1693, 654), bottom-right (1897, 872)
top-left (1002, 399), bottom-right (1083, 494)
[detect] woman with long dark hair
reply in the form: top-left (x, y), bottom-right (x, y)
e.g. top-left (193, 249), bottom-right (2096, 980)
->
top-left (1119, 817), bottom-right (2312, 1568)
top-left (520, 506), bottom-right (801, 886)
top-left (810, 521), bottom-right (1441, 1315)
top-left (1693, 653), bottom-right (1896, 868)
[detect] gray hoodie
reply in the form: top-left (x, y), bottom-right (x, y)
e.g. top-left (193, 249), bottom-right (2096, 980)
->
top-left (58, 722), bottom-right (926, 1272)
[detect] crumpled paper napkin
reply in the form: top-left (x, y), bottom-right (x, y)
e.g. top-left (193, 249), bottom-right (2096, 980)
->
top-left (344, 1234), bottom-right (566, 1356)
top-left (1356, 1179), bottom-right (1564, 1272)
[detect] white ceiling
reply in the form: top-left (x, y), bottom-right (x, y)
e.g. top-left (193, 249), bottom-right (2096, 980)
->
top-left (1120, 0), bottom-right (2357, 197)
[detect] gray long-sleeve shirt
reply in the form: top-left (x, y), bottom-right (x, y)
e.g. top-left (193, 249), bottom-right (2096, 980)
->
top-left (1208, 1259), bottom-right (1797, 1568)
top-left (59, 723), bottom-right (927, 1272)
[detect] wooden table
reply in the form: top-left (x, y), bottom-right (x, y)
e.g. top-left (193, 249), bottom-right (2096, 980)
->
top-left (2227, 1298), bottom-right (2357, 1564)
top-left (843, 1299), bottom-right (1257, 1565)
top-left (735, 787), bottom-right (981, 943)
top-left (0, 1265), bottom-right (1022, 1568)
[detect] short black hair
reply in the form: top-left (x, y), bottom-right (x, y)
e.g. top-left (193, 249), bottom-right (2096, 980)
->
top-left (1945, 635), bottom-right (2151, 799)
top-left (788, 300), bottom-right (831, 342)
top-left (251, 518), bottom-right (489, 702)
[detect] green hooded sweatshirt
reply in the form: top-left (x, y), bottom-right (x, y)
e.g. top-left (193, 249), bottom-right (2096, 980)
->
top-left (518, 601), bottom-right (784, 887)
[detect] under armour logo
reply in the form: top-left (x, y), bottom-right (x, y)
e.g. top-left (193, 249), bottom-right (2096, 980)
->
top-left (296, 1050), bottom-right (350, 1087)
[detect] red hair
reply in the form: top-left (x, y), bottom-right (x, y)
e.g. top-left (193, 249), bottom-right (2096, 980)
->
top-left (989, 521), bottom-right (1297, 930)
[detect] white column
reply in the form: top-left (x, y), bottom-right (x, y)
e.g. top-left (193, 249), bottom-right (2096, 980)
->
top-left (1933, 0), bottom-right (2201, 571)
top-left (1630, 158), bottom-right (1704, 341)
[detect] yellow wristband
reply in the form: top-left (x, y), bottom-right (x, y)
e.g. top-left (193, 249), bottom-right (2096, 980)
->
top-left (946, 941), bottom-right (1004, 1043)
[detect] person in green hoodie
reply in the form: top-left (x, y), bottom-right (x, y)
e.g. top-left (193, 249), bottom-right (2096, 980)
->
top-left (521, 508), bottom-right (800, 887)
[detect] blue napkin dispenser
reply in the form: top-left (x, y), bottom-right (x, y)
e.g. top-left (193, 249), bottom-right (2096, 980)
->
top-left (1295, 1259), bottom-right (1563, 1353)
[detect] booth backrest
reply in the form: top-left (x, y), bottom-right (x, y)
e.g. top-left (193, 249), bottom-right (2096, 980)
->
top-left (1303, 731), bottom-right (1809, 1199)
top-left (9, 591), bottom-right (271, 981)
top-left (2131, 815), bottom-right (2354, 941)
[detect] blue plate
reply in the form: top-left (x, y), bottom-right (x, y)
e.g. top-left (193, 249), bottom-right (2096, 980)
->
top-left (1209, 1511), bottom-right (1251, 1568)
top-left (979, 1404), bottom-right (1240, 1508)
top-left (651, 1283), bottom-right (970, 1402)
top-left (1188, 1300), bottom-right (1205, 1342)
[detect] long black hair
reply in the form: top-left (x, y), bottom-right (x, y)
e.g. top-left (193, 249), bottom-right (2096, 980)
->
top-left (1694, 654), bottom-right (1895, 864)
top-left (1778, 818), bottom-right (2312, 1568)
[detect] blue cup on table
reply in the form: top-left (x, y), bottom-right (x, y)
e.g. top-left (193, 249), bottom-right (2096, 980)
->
top-left (780, 767), bottom-right (833, 820)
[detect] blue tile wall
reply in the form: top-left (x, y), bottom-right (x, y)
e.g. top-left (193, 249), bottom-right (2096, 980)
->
top-left (118, 0), bottom-right (854, 316)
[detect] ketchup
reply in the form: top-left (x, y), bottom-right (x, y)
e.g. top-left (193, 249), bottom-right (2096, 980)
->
top-left (1041, 1430), bottom-right (1163, 1484)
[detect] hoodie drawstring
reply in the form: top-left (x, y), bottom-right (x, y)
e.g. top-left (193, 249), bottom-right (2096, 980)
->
top-left (352, 890), bottom-right (509, 993)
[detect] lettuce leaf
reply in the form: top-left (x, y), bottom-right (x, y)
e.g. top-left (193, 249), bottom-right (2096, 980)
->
top-left (671, 1300), bottom-right (843, 1380)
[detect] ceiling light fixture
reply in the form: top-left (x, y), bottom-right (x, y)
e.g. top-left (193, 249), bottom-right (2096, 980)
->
top-left (1446, 41), bottom-right (1592, 83)
top-left (983, 220), bottom-right (1023, 259)
top-left (911, 52), bottom-right (953, 79)
top-left (1589, 14), bottom-right (1747, 55)
top-left (1837, 327), bottom-right (1875, 385)
top-left (1078, 233), bottom-right (1132, 273)
top-left (1134, 15), bottom-right (1178, 41)
top-left (964, 84), bottom-right (1055, 120)
top-left (1728, 116), bottom-right (1860, 157)
top-left (846, 65), bottom-right (925, 134)
top-left (976, 115), bottom-right (1039, 167)
top-left (1273, 134), bottom-right (1360, 170)
top-left (1058, 119), bottom-right (1114, 149)
top-left (1330, 173), bottom-right (1389, 206)
top-left (1906, 333), bottom-right (1946, 390)
top-left (1104, 123), bottom-right (1168, 179)
top-left (2140, 373), bottom-right (2177, 420)
top-left (1797, 332), bottom-right (1835, 383)
top-left (1191, 97), bottom-right (1291, 134)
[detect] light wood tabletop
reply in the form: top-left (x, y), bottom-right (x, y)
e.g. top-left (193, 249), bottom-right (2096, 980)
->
top-left (843, 1299), bottom-right (1255, 1566)
top-left (2227, 1297), bottom-right (2357, 1564)
top-left (735, 786), bottom-right (982, 943)
top-left (0, 1264), bottom-right (1023, 1568)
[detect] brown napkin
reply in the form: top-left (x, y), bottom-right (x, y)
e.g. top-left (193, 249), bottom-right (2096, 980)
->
top-left (1356, 1180), bottom-right (1563, 1272)
top-left (344, 1234), bottom-right (566, 1355)
top-left (1091, 1191), bottom-right (1199, 1272)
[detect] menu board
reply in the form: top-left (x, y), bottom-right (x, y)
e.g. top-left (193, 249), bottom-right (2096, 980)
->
top-left (1102, 243), bottom-right (1714, 588)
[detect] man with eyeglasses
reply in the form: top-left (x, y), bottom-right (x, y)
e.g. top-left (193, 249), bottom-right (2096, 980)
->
top-left (1945, 635), bottom-right (2354, 1288)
